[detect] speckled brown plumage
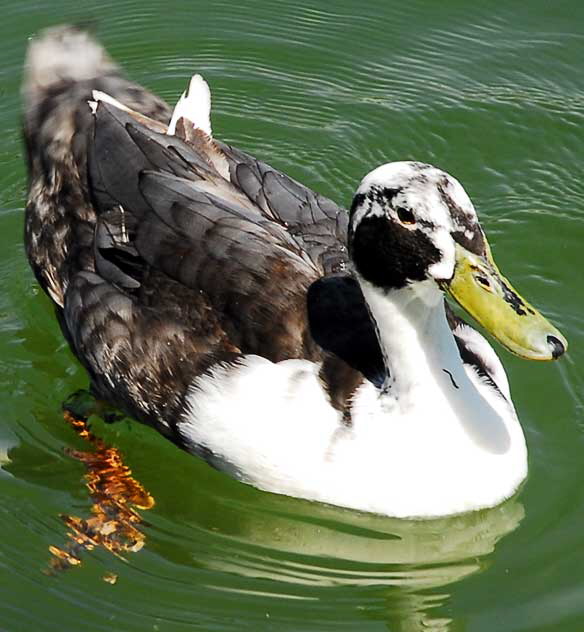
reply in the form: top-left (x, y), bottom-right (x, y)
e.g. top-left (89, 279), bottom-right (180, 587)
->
top-left (22, 26), bottom-right (378, 440)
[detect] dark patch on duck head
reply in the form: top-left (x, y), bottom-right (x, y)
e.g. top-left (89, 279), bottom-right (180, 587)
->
top-left (451, 227), bottom-right (485, 256)
top-left (372, 186), bottom-right (403, 208)
top-left (437, 179), bottom-right (485, 256)
top-left (349, 192), bottom-right (367, 218)
top-left (349, 187), bottom-right (403, 222)
top-left (349, 215), bottom-right (441, 290)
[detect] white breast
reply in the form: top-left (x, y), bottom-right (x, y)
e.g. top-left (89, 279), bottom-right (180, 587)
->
top-left (179, 355), bottom-right (527, 518)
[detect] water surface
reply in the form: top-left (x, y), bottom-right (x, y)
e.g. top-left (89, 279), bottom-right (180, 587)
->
top-left (2, 1), bottom-right (584, 630)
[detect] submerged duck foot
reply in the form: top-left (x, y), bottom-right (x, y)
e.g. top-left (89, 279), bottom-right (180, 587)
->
top-left (47, 404), bottom-right (154, 577)
top-left (62, 388), bottom-right (124, 425)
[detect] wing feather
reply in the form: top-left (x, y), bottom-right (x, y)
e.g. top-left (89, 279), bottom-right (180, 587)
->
top-left (88, 105), bottom-right (326, 360)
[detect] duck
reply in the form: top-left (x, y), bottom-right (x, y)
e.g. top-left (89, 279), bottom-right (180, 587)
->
top-left (22, 25), bottom-right (567, 518)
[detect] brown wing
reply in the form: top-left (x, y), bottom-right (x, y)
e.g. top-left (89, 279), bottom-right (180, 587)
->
top-left (22, 26), bottom-right (382, 436)
top-left (87, 102), bottom-right (328, 360)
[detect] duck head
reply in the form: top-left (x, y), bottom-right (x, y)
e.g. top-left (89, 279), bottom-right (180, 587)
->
top-left (348, 161), bottom-right (567, 361)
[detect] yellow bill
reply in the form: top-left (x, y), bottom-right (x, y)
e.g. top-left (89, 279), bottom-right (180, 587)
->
top-left (447, 241), bottom-right (567, 360)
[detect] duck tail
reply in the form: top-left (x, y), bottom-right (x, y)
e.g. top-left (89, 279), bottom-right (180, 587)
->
top-left (22, 25), bottom-right (171, 152)
top-left (22, 25), bottom-right (126, 178)
top-left (22, 25), bottom-right (119, 115)
top-left (21, 25), bottom-right (170, 307)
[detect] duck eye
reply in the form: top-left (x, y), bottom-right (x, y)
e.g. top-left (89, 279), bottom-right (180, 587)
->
top-left (396, 206), bottom-right (416, 225)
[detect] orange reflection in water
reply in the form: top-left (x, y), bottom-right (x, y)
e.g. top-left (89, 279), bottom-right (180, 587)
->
top-left (48, 411), bottom-right (154, 577)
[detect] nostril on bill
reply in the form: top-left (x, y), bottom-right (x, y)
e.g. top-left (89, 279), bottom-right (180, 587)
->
top-left (547, 335), bottom-right (566, 360)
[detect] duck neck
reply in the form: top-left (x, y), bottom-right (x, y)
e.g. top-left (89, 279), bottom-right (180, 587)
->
top-left (358, 277), bottom-right (464, 408)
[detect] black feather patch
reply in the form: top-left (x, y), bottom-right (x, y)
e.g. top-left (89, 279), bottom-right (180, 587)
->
top-left (307, 275), bottom-right (385, 386)
top-left (349, 216), bottom-right (441, 289)
top-left (349, 193), bottom-right (366, 218)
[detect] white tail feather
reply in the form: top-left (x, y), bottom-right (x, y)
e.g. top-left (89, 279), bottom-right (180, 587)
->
top-left (167, 74), bottom-right (212, 137)
top-left (90, 89), bottom-right (134, 114)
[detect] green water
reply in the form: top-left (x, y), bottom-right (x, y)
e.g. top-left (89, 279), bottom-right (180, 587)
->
top-left (2, 1), bottom-right (584, 630)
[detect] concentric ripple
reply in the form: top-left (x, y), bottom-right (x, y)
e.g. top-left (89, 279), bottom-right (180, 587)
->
top-left (2, 0), bottom-right (584, 630)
